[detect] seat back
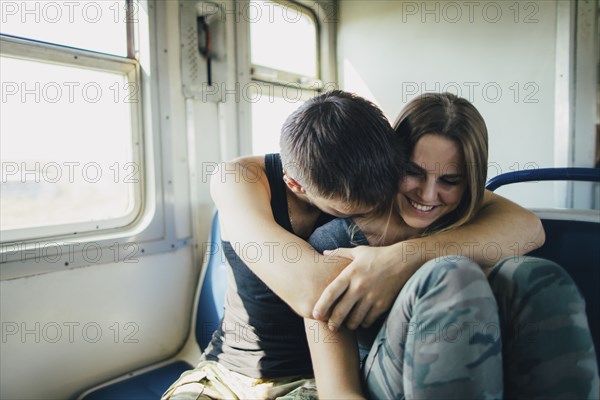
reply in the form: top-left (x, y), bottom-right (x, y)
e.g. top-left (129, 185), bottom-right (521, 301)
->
top-left (527, 212), bottom-right (600, 354)
top-left (195, 213), bottom-right (228, 350)
top-left (486, 168), bottom-right (600, 356)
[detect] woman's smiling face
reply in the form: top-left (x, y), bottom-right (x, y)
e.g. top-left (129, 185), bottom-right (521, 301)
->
top-left (397, 134), bottom-right (467, 231)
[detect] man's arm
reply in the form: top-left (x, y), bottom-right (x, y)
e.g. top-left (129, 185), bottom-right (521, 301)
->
top-left (304, 319), bottom-right (364, 399)
top-left (314, 190), bottom-right (545, 330)
top-left (210, 157), bottom-right (348, 318)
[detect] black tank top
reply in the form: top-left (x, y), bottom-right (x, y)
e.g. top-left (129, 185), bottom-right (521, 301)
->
top-left (203, 153), bottom-right (333, 378)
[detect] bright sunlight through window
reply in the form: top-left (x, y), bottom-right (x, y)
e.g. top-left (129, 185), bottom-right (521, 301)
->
top-left (0, 55), bottom-right (137, 234)
top-left (249, 0), bottom-right (317, 78)
top-left (0, 0), bottom-right (128, 56)
top-left (248, 1), bottom-right (318, 154)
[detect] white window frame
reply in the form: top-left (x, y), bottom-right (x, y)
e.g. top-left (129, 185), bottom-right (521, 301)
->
top-left (236, 0), bottom-right (337, 155)
top-left (249, 0), bottom-right (322, 89)
top-left (0, 0), bottom-right (184, 280)
top-left (0, 36), bottom-right (144, 243)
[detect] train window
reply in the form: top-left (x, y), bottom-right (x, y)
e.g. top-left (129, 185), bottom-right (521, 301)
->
top-left (248, 0), bottom-right (321, 154)
top-left (250, 0), bottom-right (318, 80)
top-left (0, 2), bottom-right (141, 243)
top-left (0, 0), bottom-right (128, 57)
top-left (0, 55), bottom-right (140, 240)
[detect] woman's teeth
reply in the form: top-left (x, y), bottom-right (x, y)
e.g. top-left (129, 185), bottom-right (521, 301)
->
top-left (410, 199), bottom-right (435, 212)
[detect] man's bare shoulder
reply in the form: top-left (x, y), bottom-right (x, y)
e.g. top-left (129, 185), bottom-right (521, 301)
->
top-left (220, 155), bottom-right (268, 184)
top-left (210, 155), bottom-right (271, 204)
top-left (210, 155), bottom-right (273, 240)
top-left (208, 155), bottom-right (268, 185)
top-left (231, 155), bottom-right (265, 168)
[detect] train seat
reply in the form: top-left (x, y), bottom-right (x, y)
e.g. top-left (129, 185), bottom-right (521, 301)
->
top-left (80, 168), bottom-right (599, 398)
top-left (526, 211), bottom-right (599, 353)
top-left (78, 213), bottom-right (228, 400)
top-left (486, 167), bottom-right (600, 356)
top-left (80, 361), bottom-right (193, 400)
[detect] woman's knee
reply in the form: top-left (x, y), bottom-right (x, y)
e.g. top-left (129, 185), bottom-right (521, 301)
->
top-left (492, 256), bottom-right (573, 282)
top-left (405, 256), bottom-right (489, 296)
top-left (385, 255), bottom-right (497, 339)
top-left (490, 257), bottom-right (598, 399)
top-left (489, 256), bottom-right (584, 306)
top-left (489, 255), bottom-right (590, 349)
top-left (378, 257), bottom-right (503, 398)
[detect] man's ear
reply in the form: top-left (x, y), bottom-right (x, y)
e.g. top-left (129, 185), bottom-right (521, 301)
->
top-left (283, 173), bottom-right (306, 194)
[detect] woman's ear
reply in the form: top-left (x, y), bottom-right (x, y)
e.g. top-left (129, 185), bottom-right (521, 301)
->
top-left (283, 173), bottom-right (306, 194)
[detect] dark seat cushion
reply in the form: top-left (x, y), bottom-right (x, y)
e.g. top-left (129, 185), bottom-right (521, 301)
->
top-left (528, 218), bottom-right (600, 357)
top-left (195, 213), bottom-right (227, 349)
top-left (81, 361), bottom-right (192, 400)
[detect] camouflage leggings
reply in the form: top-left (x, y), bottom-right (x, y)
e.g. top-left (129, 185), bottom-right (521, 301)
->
top-left (363, 256), bottom-right (599, 399)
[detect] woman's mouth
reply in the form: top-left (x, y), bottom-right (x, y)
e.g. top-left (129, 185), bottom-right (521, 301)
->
top-left (408, 198), bottom-right (437, 212)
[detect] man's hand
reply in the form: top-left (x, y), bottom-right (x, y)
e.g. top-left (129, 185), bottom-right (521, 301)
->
top-left (313, 245), bottom-right (418, 331)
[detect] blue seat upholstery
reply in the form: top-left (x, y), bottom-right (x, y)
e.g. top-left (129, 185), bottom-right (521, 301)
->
top-left (487, 168), bottom-right (600, 360)
top-left (196, 212), bottom-right (228, 349)
top-left (81, 213), bottom-right (227, 400)
top-left (528, 217), bottom-right (600, 356)
top-left (81, 361), bottom-right (192, 400)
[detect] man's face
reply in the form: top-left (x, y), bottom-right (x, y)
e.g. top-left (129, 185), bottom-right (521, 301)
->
top-left (304, 191), bottom-right (375, 218)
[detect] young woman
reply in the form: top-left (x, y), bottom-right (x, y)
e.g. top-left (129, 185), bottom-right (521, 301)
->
top-left (306, 93), bottom-right (599, 399)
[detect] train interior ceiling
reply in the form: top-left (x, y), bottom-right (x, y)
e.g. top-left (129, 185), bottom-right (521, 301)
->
top-left (1, 0), bottom-right (599, 399)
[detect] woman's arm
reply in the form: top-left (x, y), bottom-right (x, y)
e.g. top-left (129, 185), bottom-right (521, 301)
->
top-left (313, 190), bottom-right (546, 330)
top-left (421, 190), bottom-right (546, 268)
top-left (213, 157), bottom-right (544, 328)
top-left (304, 318), bottom-right (365, 400)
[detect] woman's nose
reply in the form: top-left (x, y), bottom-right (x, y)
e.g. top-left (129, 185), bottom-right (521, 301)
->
top-left (419, 177), bottom-right (437, 203)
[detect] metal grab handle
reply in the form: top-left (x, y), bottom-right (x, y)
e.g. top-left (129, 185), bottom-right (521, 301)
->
top-left (486, 168), bottom-right (600, 192)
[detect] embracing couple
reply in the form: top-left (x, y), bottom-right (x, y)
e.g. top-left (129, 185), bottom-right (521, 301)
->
top-left (163, 91), bottom-right (598, 399)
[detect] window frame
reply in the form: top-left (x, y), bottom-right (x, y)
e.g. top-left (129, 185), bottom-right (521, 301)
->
top-left (249, 0), bottom-right (322, 90)
top-left (0, 35), bottom-right (144, 243)
top-left (0, 0), bottom-right (185, 278)
top-left (237, 0), bottom-right (337, 155)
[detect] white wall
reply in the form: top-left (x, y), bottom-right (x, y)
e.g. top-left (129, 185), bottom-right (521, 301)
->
top-left (337, 0), bottom-right (564, 208)
top-left (0, 248), bottom-right (197, 400)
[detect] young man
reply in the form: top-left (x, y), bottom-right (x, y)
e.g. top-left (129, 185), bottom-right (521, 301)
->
top-left (162, 91), bottom-right (544, 399)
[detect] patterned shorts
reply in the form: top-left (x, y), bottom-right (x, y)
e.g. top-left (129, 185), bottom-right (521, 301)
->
top-left (161, 360), bottom-right (317, 400)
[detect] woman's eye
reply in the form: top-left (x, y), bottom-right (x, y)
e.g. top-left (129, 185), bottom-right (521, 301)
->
top-left (440, 177), bottom-right (463, 185)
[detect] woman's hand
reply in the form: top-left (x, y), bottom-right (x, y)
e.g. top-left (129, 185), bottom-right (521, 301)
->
top-left (312, 191), bottom-right (546, 330)
top-left (313, 243), bottom-right (418, 331)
